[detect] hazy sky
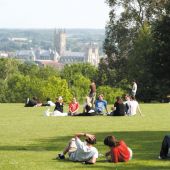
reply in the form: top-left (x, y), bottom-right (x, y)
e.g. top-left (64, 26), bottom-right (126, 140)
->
top-left (0, 0), bottom-right (110, 29)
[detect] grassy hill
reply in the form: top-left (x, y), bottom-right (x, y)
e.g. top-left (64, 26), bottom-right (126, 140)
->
top-left (0, 103), bottom-right (170, 170)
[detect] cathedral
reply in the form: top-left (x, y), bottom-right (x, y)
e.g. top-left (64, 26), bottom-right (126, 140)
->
top-left (12, 29), bottom-right (100, 68)
top-left (54, 29), bottom-right (100, 66)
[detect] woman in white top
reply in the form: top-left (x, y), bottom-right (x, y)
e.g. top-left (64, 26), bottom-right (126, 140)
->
top-left (129, 96), bottom-right (142, 116)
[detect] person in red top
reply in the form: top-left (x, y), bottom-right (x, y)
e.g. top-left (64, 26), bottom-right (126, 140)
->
top-left (104, 135), bottom-right (132, 163)
top-left (68, 97), bottom-right (79, 116)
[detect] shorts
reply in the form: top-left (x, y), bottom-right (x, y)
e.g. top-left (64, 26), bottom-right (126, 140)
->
top-left (68, 138), bottom-right (77, 161)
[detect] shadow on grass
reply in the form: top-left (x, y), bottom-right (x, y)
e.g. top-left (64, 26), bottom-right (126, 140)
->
top-left (0, 131), bottom-right (170, 169)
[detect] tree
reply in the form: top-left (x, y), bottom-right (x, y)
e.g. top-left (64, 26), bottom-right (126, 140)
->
top-left (60, 63), bottom-right (98, 85)
top-left (149, 2), bottom-right (170, 99)
top-left (70, 74), bottom-right (91, 102)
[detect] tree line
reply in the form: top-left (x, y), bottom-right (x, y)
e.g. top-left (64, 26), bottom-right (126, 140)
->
top-left (0, 59), bottom-right (124, 103)
top-left (101, 0), bottom-right (170, 102)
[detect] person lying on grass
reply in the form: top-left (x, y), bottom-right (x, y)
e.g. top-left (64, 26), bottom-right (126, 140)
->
top-left (104, 135), bottom-right (132, 163)
top-left (58, 133), bottom-right (98, 164)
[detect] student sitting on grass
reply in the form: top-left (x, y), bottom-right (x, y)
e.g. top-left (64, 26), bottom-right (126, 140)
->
top-left (75, 96), bottom-right (96, 116)
top-left (109, 96), bottom-right (125, 116)
top-left (68, 97), bottom-right (79, 116)
top-left (128, 96), bottom-right (142, 116)
top-left (104, 135), bottom-right (132, 163)
top-left (58, 133), bottom-right (98, 164)
top-left (53, 96), bottom-right (68, 116)
top-left (95, 94), bottom-right (108, 115)
top-left (42, 98), bottom-right (55, 107)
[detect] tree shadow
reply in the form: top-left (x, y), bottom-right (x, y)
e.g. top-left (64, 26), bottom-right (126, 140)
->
top-left (0, 131), bottom-right (170, 169)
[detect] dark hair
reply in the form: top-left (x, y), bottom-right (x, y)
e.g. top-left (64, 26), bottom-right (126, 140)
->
top-left (116, 96), bottom-right (121, 100)
top-left (131, 95), bottom-right (136, 100)
top-left (32, 96), bottom-right (37, 100)
top-left (46, 97), bottom-right (51, 101)
top-left (85, 137), bottom-right (96, 145)
top-left (104, 136), bottom-right (119, 147)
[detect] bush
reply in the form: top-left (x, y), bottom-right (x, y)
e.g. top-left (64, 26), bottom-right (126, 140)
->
top-left (96, 86), bottom-right (125, 104)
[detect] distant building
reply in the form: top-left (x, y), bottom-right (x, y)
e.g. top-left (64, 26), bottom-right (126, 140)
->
top-left (54, 29), bottom-right (99, 66)
top-left (0, 52), bottom-right (8, 58)
top-left (9, 37), bottom-right (32, 43)
top-left (15, 50), bottom-right (35, 61)
top-left (8, 29), bottom-right (100, 68)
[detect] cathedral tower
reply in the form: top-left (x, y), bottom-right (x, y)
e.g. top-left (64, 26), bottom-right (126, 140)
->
top-left (54, 29), bottom-right (66, 56)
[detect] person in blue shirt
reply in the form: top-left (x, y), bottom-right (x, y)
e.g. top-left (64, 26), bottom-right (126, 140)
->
top-left (95, 94), bottom-right (108, 115)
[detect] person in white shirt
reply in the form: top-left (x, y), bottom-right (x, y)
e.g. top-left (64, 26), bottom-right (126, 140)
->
top-left (58, 133), bottom-right (98, 164)
top-left (131, 80), bottom-right (137, 96)
top-left (124, 94), bottom-right (131, 115)
top-left (42, 98), bottom-right (55, 107)
top-left (129, 96), bottom-right (142, 116)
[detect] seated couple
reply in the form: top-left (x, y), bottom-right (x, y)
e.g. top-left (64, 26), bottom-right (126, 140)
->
top-left (75, 94), bottom-right (108, 116)
top-left (45, 97), bottom-right (79, 116)
top-left (108, 96), bottom-right (142, 116)
top-left (57, 133), bottom-right (132, 164)
top-left (25, 97), bottom-right (55, 107)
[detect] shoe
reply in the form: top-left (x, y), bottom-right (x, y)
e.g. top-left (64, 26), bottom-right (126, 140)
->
top-left (58, 154), bottom-right (65, 159)
top-left (158, 156), bottom-right (162, 159)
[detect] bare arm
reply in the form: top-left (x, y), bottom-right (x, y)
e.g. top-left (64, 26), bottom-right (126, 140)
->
top-left (75, 133), bottom-right (95, 140)
top-left (85, 156), bottom-right (97, 164)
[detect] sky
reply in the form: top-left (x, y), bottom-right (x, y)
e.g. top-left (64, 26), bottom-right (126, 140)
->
top-left (0, 0), bottom-right (110, 29)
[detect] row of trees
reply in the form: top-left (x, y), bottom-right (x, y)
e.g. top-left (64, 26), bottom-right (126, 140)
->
top-left (0, 59), bottom-right (124, 103)
top-left (101, 0), bottom-right (170, 101)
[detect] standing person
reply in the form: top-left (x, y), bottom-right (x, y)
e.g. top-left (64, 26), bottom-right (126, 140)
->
top-left (89, 80), bottom-right (96, 108)
top-left (131, 80), bottom-right (137, 96)
top-left (58, 133), bottom-right (98, 164)
top-left (129, 96), bottom-right (142, 116)
top-left (104, 135), bottom-right (132, 163)
top-left (68, 97), bottom-right (79, 116)
top-left (95, 94), bottom-right (108, 115)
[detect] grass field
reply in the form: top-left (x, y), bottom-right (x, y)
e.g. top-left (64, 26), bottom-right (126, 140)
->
top-left (0, 103), bottom-right (170, 170)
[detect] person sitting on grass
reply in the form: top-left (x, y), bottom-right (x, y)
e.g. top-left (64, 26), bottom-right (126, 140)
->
top-left (128, 96), bottom-right (142, 116)
top-left (58, 133), bottom-right (98, 164)
top-left (42, 97), bottom-right (55, 107)
top-left (104, 135), bottom-right (132, 163)
top-left (109, 96), bottom-right (125, 116)
top-left (68, 97), bottom-right (79, 116)
top-left (74, 96), bottom-right (96, 116)
top-left (52, 96), bottom-right (68, 116)
top-left (95, 94), bottom-right (108, 115)
top-left (123, 94), bottom-right (131, 115)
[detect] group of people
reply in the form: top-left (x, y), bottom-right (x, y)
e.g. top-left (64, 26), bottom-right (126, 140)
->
top-left (24, 80), bottom-right (142, 117)
top-left (25, 97), bottom-right (55, 107)
top-left (57, 133), bottom-right (132, 164)
top-left (43, 93), bottom-right (142, 117)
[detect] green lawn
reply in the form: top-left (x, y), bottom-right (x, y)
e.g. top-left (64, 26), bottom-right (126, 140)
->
top-left (0, 103), bottom-right (170, 170)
